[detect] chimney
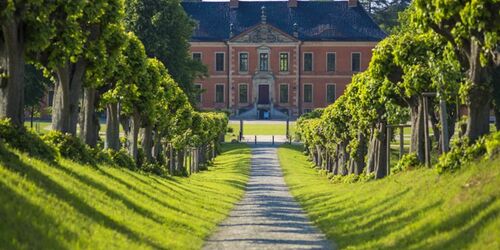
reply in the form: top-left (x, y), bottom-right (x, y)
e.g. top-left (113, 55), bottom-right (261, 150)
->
top-left (230, 0), bottom-right (239, 9)
top-left (288, 0), bottom-right (297, 8)
top-left (348, 0), bottom-right (358, 7)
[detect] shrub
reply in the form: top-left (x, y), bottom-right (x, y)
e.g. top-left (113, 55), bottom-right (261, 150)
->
top-left (103, 149), bottom-right (136, 170)
top-left (393, 153), bottom-right (421, 174)
top-left (485, 131), bottom-right (500, 159)
top-left (141, 162), bottom-right (167, 176)
top-left (0, 119), bottom-right (58, 162)
top-left (436, 136), bottom-right (486, 174)
top-left (330, 172), bottom-right (374, 184)
top-left (42, 131), bottom-right (96, 165)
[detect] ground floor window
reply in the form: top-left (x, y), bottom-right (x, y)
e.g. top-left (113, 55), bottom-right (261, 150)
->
top-left (215, 84), bottom-right (224, 103)
top-left (326, 84), bottom-right (336, 104)
top-left (239, 84), bottom-right (248, 103)
top-left (194, 84), bottom-right (202, 103)
top-left (304, 84), bottom-right (312, 103)
top-left (280, 84), bottom-right (289, 103)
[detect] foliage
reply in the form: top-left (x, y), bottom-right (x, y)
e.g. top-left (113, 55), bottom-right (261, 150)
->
top-left (42, 131), bottom-right (96, 165)
top-left (436, 138), bottom-right (485, 174)
top-left (23, 64), bottom-right (51, 108)
top-left (393, 153), bottom-right (421, 174)
top-left (0, 119), bottom-right (57, 162)
top-left (278, 144), bottom-right (500, 249)
top-left (103, 148), bottom-right (136, 170)
top-left (360, 0), bottom-right (412, 33)
top-left (125, 0), bottom-right (207, 102)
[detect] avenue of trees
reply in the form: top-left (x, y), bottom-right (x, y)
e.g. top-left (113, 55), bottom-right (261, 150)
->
top-left (0, 0), bottom-right (225, 175)
top-left (297, 1), bottom-right (500, 180)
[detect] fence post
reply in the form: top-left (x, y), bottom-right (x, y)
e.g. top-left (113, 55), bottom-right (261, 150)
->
top-left (439, 99), bottom-right (450, 153)
top-left (254, 135), bottom-right (257, 145)
top-left (272, 135), bottom-right (274, 145)
top-left (399, 126), bottom-right (404, 159)
top-left (239, 119), bottom-right (243, 141)
top-left (286, 119), bottom-right (289, 139)
top-left (386, 126), bottom-right (392, 175)
top-left (423, 96), bottom-right (431, 167)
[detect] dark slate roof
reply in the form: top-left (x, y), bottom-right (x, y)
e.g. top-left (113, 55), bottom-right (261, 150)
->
top-left (181, 1), bottom-right (386, 42)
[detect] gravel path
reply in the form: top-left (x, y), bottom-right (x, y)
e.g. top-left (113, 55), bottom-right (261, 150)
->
top-left (203, 146), bottom-right (333, 250)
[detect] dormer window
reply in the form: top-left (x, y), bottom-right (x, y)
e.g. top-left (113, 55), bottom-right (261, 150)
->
top-left (259, 53), bottom-right (269, 71)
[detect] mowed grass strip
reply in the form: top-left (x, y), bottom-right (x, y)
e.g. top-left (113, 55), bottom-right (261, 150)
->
top-left (0, 143), bottom-right (251, 250)
top-left (278, 144), bottom-right (500, 250)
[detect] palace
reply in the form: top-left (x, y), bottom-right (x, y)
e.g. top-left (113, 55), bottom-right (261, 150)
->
top-left (182, 0), bottom-right (385, 119)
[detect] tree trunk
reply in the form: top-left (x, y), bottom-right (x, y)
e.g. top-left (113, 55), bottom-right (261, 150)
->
top-left (105, 103), bottom-right (120, 150)
top-left (177, 150), bottom-right (185, 173)
top-left (353, 132), bottom-right (367, 175)
top-left (366, 128), bottom-right (376, 174)
top-left (338, 141), bottom-right (349, 176)
top-left (52, 60), bottom-right (86, 134)
top-left (409, 96), bottom-right (425, 163)
top-left (465, 41), bottom-right (492, 142)
top-left (367, 122), bottom-right (388, 179)
top-left (152, 129), bottom-right (162, 161)
top-left (141, 124), bottom-right (153, 162)
top-left (80, 87), bottom-right (100, 147)
top-left (127, 111), bottom-right (140, 162)
top-left (0, 20), bottom-right (25, 127)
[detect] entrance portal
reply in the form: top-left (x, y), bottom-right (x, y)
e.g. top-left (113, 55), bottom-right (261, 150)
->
top-left (258, 85), bottom-right (270, 104)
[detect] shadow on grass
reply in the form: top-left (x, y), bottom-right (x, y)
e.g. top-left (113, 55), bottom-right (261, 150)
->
top-left (0, 181), bottom-right (74, 249)
top-left (0, 145), bottom-right (166, 250)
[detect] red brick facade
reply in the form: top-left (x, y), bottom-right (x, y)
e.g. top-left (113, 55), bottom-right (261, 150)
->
top-left (191, 40), bottom-right (376, 118)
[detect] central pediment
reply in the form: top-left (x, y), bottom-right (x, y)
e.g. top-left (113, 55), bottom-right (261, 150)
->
top-left (230, 24), bottom-right (298, 43)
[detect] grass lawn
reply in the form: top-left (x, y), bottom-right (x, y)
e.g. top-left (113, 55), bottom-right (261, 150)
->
top-left (278, 144), bottom-right (500, 250)
top-left (225, 123), bottom-right (296, 141)
top-left (0, 143), bottom-right (251, 250)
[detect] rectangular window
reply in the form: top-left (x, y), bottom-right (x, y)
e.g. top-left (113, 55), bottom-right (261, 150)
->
top-left (326, 84), bottom-right (336, 104)
top-left (215, 53), bottom-right (224, 72)
top-left (304, 84), bottom-right (312, 103)
top-left (304, 53), bottom-right (313, 72)
top-left (304, 109), bottom-right (312, 114)
top-left (280, 84), bottom-right (289, 103)
top-left (327, 53), bottom-right (336, 72)
top-left (259, 53), bottom-right (268, 71)
top-left (280, 53), bottom-right (289, 72)
top-left (192, 52), bottom-right (202, 62)
top-left (239, 84), bottom-right (248, 103)
top-left (194, 84), bottom-right (202, 103)
top-left (352, 52), bottom-right (361, 72)
top-left (215, 85), bottom-right (224, 103)
top-left (239, 53), bottom-right (248, 72)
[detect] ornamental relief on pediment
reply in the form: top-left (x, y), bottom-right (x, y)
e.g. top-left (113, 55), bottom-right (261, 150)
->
top-left (231, 25), bottom-right (296, 43)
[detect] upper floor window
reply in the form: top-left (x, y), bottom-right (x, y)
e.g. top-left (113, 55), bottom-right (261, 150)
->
top-left (304, 84), bottom-right (313, 103)
top-left (352, 52), bottom-right (361, 72)
top-left (215, 84), bottom-right (224, 103)
top-left (192, 52), bottom-right (202, 62)
top-left (259, 53), bottom-right (269, 71)
top-left (215, 52), bottom-right (224, 72)
top-left (304, 53), bottom-right (313, 72)
top-left (327, 53), bottom-right (336, 72)
top-left (327, 84), bottom-right (336, 104)
top-left (280, 53), bottom-right (289, 72)
top-left (239, 53), bottom-right (249, 72)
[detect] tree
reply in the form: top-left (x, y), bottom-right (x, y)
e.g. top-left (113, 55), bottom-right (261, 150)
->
top-left (0, 1), bottom-right (55, 127)
top-left (413, 0), bottom-right (500, 142)
top-left (24, 64), bottom-right (51, 128)
top-left (125, 0), bottom-right (207, 103)
top-left (360, 0), bottom-right (411, 33)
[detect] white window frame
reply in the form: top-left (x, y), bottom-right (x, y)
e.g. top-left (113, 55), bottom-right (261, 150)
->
top-left (238, 52), bottom-right (249, 73)
top-left (214, 52), bottom-right (225, 72)
top-left (303, 83), bottom-right (313, 103)
top-left (279, 52), bottom-right (290, 72)
top-left (215, 84), bottom-right (225, 103)
top-left (303, 52), bottom-right (314, 72)
top-left (326, 83), bottom-right (336, 104)
top-left (351, 52), bottom-right (362, 72)
top-left (326, 52), bottom-right (336, 72)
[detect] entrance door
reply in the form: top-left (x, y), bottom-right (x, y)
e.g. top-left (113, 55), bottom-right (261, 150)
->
top-left (258, 85), bottom-right (270, 104)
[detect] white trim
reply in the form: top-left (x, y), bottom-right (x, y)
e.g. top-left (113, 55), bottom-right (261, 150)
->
top-left (279, 52), bottom-right (290, 72)
top-left (192, 52), bottom-right (202, 62)
top-left (303, 83), bottom-right (313, 103)
top-left (326, 52), bottom-right (336, 72)
top-left (215, 84), bottom-right (225, 103)
top-left (351, 52), bottom-right (362, 72)
top-left (303, 52), bottom-right (314, 72)
top-left (326, 83), bottom-right (336, 104)
top-left (238, 51), bottom-right (249, 73)
top-left (238, 83), bottom-right (249, 104)
top-left (279, 83), bottom-right (290, 104)
top-left (214, 51), bottom-right (225, 72)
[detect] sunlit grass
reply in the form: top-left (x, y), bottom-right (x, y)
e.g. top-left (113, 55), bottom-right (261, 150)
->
top-left (278, 144), bottom-right (500, 250)
top-left (0, 143), bottom-right (251, 249)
